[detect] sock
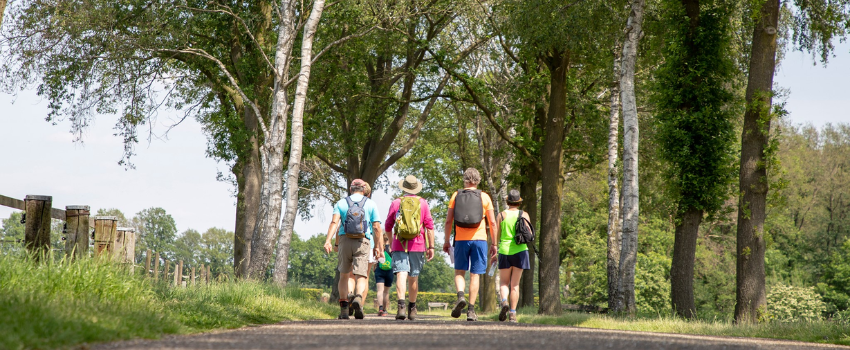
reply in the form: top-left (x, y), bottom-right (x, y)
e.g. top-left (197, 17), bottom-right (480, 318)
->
top-left (457, 291), bottom-right (465, 298)
top-left (501, 298), bottom-right (507, 305)
top-left (339, 300), bottom-right (349, 308)
top-left (510, 309), bottom-right (516, 313)
top-left (379, 305), bottom-right (384, 311)
top-left (398, 299), bottom-right (405, 307)
top-left (409, 302), bottom-right (416, 309)
top-left (469, 304), bottom-right (475, 311)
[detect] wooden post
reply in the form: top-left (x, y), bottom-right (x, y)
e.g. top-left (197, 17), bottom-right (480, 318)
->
top-left (154, 252), bottom-right (160, 281)
top-left (207, 265), bottom-right (212, 283)
top-left (191, 266), bottom-right (196, 286)
top-left (164, 259), bottom-right (170, 284)
top-left (24, 195), bottom-right (52, 260)
top-left (173, 262), bottom-right (179, 287)
top-left (145, 249), bottom-right (152, 276)
top-left (178, 260), bottom-right (184, 288)
top-left (116, 227), bottom-right (135, 273)
top-left (64, 205), bottom-right (90, 259)
top-left (93, 216), bottom-right (118, 258)
top-left (200, 263), bottom-right (206, 284)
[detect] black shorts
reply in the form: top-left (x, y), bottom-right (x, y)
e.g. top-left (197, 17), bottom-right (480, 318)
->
top-left (374, 266), bottom-right (394, 287)
top-left (498, 250), bottom-right (530, 270)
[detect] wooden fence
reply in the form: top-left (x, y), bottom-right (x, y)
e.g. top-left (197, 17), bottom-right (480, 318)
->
top-left (1, 193), bottom-right (216, 287)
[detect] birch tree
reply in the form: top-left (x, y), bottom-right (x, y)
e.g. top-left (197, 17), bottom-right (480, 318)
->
top-left (606, 50), bottom-right (622, 312)
top-left (272, 0), bottom-right (326, 286)
top-left (614, 0), bottom-right (646, 315)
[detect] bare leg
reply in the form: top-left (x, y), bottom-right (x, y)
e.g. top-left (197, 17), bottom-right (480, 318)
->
top-left (338, 271), bottom-right (350, 301)
top-left (409, 276), bottom-right (419, 303)
top-left (354, 274), bottom-right (368, 298)
top-left (396, 271), bottom-right (409, 301)
top-left (499, 268), bottom-right (511, 305)
top-left (454, 270), bottom-right (466, 294)
top-left (469, 273), bottom-right (480, 306)
top-left (510, 267), bottom-right (523, 310)
top-left (382, 282), bottom-right (390, 309)
top-left (376, 282), bottom-right (385, 309)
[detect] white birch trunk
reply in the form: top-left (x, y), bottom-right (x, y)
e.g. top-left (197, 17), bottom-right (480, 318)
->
top-left (272, 0), bottom-right (326, 286)
top-left (607, 51), bottom-right (622, 311)
top-left (247, 0), bottom-right (298, 279)
top-left (615, 0), bottom-right (645, 315)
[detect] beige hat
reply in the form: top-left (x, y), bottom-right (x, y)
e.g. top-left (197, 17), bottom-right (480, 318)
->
top-left (398, 175), bottom-right (423, 195)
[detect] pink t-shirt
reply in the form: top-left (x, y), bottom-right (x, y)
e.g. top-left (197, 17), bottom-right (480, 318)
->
top-left (384, 195), bottom-right (434, 252)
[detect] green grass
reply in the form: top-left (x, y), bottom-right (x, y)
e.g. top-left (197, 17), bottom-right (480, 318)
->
top-left (487, 307), bottom-right (850, 345)
top-left (0, 254), bottom-right (336, 350)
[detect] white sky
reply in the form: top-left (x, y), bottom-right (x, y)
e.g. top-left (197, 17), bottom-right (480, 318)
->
top-left (1, 42), bottom-right (848, 238)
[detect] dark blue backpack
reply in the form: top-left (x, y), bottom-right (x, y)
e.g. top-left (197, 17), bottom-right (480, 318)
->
top-left (343, 196), bottom-right (369, 238)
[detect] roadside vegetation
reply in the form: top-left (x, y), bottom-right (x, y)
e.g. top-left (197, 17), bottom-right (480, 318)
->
top-left (488, 307), bottom-right (850, 346)
top-left (0, 254), bottom-right (336, 350)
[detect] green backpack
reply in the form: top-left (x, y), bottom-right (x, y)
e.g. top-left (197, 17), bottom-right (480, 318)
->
top-left (379, 251), bottom-right (393, 271)
top-left (394, 196), bottom-right (422, 252)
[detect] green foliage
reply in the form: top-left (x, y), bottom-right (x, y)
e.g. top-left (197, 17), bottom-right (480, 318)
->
top-left (134, 207), bottom-right (177, 260)
top-left (817, 240), bottom-right (850, 313)
top-left (0, 212), bottom-right (25, 256)
top-left (0, 254), bottom-right (335, 350)
top-left (418, 254), bottom-right (456, 293)
top-left (653, 0), bottom-right (739, 216)
top-left (287, 233), bottom-right (338, 289)
top-left (766, 284), bottom-right (827, 322)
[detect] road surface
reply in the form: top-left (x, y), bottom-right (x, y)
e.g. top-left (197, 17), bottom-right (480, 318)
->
top-left (92, 315), bottom-right (848, 350)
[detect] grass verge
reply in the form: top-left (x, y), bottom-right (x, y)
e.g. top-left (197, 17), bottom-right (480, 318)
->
top-left (487, 307), bottom-right (850, 345)
top-left (0, 255), bottom-right (336, 350)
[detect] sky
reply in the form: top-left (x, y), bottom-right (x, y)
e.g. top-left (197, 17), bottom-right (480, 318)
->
top-left (1, 42), bottom-right (848, 239)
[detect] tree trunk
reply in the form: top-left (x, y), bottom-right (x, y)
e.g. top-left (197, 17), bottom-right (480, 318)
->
top-left (0, 0), bottom-right (7, 29)
top-left (519, 166), bottom-right (539, 308)
top-left (247, 0), bottom-right (298, 279)
top-left (607, 52), bottom-right (622, 311)
top-left (234, 107), bottom-right (262, 279)
top-left (615, 0), bottom-right (645, 316)
top-left (670, 207), bottom-right (703, 319)
top-left (735, 0), bottom-right (780, 325)
top-left (538, 50), bottom-right (569, 315)
top-left (273, 0), bottom-right (326, 287)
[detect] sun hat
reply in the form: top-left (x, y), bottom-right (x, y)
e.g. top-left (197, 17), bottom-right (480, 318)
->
top-left (398, 175), bottom-right (423, 195)
top-left (506, 189), bottom-right (523, 205)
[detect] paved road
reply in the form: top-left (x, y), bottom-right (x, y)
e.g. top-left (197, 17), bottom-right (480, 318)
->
top-left (93, 315), bottom-right (848, 350)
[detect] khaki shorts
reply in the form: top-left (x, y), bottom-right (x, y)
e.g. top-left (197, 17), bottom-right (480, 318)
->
top-left (338, 236), bottom-right (371, 277)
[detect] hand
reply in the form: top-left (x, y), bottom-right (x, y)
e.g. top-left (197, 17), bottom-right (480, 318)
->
top-left (426, 249), bottom-right (434, 261)
top-left (442, 241), bottom-right (451, 254)
top-left (374, 247), bottom-right (381, 260)
top-left (323, 241), bottom-right (333, 255)
top-left (489, 244), bottom-right (498, 260)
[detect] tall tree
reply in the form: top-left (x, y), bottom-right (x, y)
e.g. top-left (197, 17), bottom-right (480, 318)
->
top-left (606, 49), bottom-right (622, 313)
top-left (272, 0), bottom-right (326, 286)
top-left (614, 0), bottom-right (646, 315)
top-left (0, 0), bottom-right (8, 28)
top-left (133, 207), bottom-right (178, 260)
top-left (655, 0), bottom-right (737, 319)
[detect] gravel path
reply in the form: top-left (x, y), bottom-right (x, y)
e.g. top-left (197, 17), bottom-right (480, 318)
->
top-left (92, 315), bottom-right (849, 350)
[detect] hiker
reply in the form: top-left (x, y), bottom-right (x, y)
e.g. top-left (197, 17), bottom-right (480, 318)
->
top-left (385, 175), bottom-right (436, 320)
top-left (324, 179), bottom-right (384, 320)
top-left (442, 168), bottom-right (498, 321)
top-left (340, 182), bottom-right (377, 317)
top-left (374, 241), bottom-right (393, 316)
top-left (496, 189), bottom-right (532, 323)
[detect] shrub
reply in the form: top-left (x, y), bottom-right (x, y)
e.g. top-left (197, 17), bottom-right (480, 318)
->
top-left (766, 284), bottom-right (826, 322)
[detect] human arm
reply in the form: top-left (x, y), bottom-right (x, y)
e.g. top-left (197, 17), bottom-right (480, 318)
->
top-left (443, 208), bottom-right (454, 254)
top-left (426, 228), bottom-right (436, 261)
top-left (372, 222), bottom-right (384, 258)
top-left (495, 211), bottom-right (503, 245)
top-left (323, 214), bottom-right (342, 254)
top-left (486, 209), bottom-right (498, 259)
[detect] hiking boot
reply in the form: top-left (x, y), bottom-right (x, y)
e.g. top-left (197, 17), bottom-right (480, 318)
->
top-left (509, 312), bottom-right (518, 323)
top-left (408, 303), bottom-right (417, 321)
top-left (377, 306), bottom-right (386, 316)
top-left (338, 303), bottom-right (350, 320)
top-left (498, 301), bottom-right (510, 322)
top-left (347, 294), bottom-right (355, 316)
top-left (396, 300), bottom-right (407, 320)
top-left (351, 295), bottom-right (364, 320)
top-left (467, 307), bottom-right (478, 321)
top-left (450, 296), bottom-right (468, 319)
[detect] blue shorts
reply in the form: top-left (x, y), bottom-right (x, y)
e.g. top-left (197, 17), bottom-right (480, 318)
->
top-left (498, 250), bottom-right (530, 270)
top-left (374, 266), bottom-right (394, 287)
top-left (454, 240), bottom-right (487, 275)
top-left (391, 251), bottom-right (425, 277)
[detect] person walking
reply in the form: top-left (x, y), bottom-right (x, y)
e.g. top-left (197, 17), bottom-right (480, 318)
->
top-left (374, 242), bottom-right (393, 316)
top-left (324, 179), bottom-right (384, 320)
top-left (340, 182), bottom-right (378, 317)
top-left (496, 189), bottom-right (531, 323)
top-left (385, 175), bottom-right (436, 321)
top-left (442, 168), bottom-right (498, 321)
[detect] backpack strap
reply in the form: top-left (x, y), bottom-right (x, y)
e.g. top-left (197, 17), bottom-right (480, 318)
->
top-left (357, 196), bottom-right (368, 207)
top-left (346, 196), bottom-right (355, 208)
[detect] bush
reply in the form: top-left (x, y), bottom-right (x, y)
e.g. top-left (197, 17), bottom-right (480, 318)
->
top-left (766, 284), bottom-right (826, 322)
top-left (299, 288), bottom-right (324, 301)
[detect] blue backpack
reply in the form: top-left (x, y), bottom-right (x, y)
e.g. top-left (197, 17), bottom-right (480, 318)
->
top-left (343, 196), bottom-right (369, 239)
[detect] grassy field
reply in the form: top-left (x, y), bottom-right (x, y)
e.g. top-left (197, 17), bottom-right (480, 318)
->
top-left (0, 254), bottom-right (337, 350)
top-left (484, 307), bottom-right (850, 345)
